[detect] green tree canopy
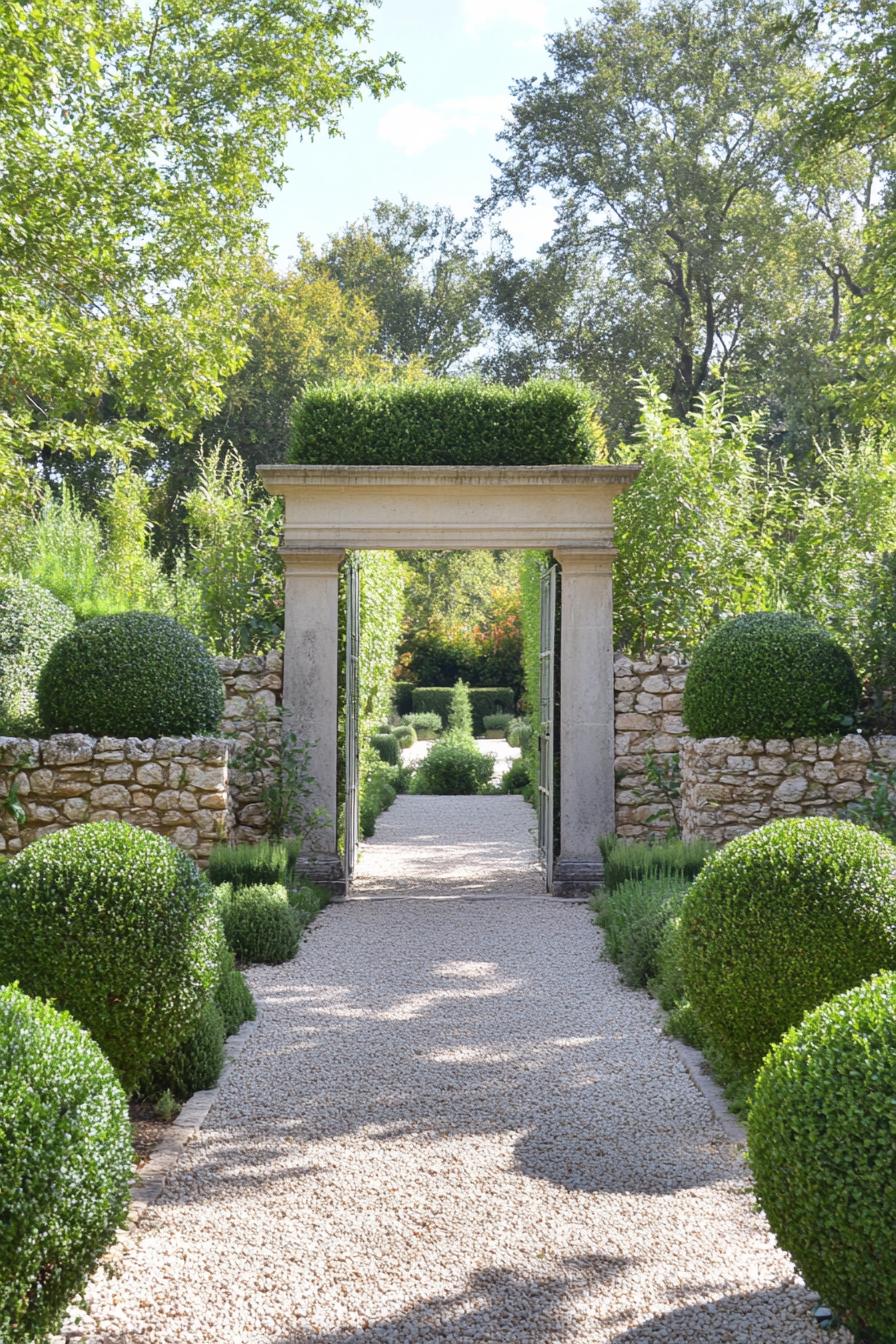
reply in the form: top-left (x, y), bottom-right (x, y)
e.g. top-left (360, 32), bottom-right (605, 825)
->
top-left (486, 0), bottom-right (870, 449)
top-left (324, 198), bottom-right (488, 373)
top-left (0, 0), bottom-right (399, 481)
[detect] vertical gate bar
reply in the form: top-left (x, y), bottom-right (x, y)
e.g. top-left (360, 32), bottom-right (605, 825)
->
top-left (344, 557), bottom-right (361, 894)
top-left (537, 563), bottom-right (557, 892)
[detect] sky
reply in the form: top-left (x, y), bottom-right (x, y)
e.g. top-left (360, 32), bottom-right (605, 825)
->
top-left (262, 0), bottom-right (596, 267)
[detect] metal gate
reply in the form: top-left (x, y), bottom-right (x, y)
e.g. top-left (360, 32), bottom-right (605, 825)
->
top-left (344, 556), bottom-right (361, 893)
top-left (537, 563), bottom-right (557, 891)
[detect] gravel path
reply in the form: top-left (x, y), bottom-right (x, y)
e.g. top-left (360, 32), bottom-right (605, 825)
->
top-left (65, 798), bottom-right (843, 1344)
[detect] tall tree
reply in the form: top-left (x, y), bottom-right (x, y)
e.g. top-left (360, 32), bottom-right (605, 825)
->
top-left (786, 1), bottom-right (896, 424)
top-left (487, 0), bottom-right (869, 447)
top-left (324, 198), bottom-right (488, 373)
top-left (0, 0), bottom-right (399, 489)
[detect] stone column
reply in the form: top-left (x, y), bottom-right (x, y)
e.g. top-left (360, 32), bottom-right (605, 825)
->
top-left (280, 548), bottom-right (345, 888)
top-left (552, 547), bottom-right (616, 897)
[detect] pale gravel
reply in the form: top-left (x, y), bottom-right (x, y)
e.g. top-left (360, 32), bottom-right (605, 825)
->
top-left (63, 796), bottom-right (848, 1344)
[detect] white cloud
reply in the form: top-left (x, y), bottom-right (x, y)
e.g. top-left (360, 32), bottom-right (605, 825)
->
top-left (460, 0), bottom-right (548, 34)
top-left (377, 94), bottom-right (510, 157)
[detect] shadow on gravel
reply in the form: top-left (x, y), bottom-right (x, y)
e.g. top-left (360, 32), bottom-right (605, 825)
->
top-left (266, 1257), bottom-right (631, 1344)
top-left (606, 1287), bottom-right (841, 1344)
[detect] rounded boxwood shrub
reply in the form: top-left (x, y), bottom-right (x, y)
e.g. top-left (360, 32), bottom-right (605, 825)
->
top-left (217, 881), bottom-right (302, 964)
top-left (142, 998), bottom-right (226, 1102)
top-left (679, 816), bottom-right (896, 1072)
top-left (0, 822), bottom-right (221, 1091)
top-left (392, 722), bottom-right (416, 749)
top-left (411, 732), bottom-right (494, 795)
top-left (749, 973), bottom-right (896, 1343)
top-left (0, 576), bottom-right (75, 735)
top-left (682, 612), bottom-right (860, 740)
top-left (0, 984), bottom-right (133, 1342)
top-left (37, 610), bottom-right (223, 738)
top-left (371, 731), bottom-right (400, 765)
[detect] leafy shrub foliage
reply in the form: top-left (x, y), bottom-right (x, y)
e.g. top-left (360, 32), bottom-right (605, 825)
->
top-left (0, 575), bottom-right (75, 735)
top-left (483, 712), bottom-right (512, 733)
top-left (291, 378), bottom-right (603, 466)
top-left (680, 817), bottom-right (896, 1071)
top-left (749, 973), bottom-right (896, 1343)
top-left (596, 874), bottom-right (691, 990)
top-left (0, 984), bottom-right (133, 1343)
top-left (371, 731), bottom-right (400, 764)
top-left (0, 822), bottom-right (221, 1091)
top-left (602, 837), bottom-right (714, 892)
top-left (207, 838), bottom-right (301, 889)
top-left (217, 882), bottom-right (302, 964)
top-left (499, 757), bottom-right (530, 794)
top-left (214, 944), bottom-right (257, 1037)
top-left (682, 612), bottom-right (860, 740)
top-left (401, 711), bottom-right (441, 739)
top-left (411, 732), bottom-right (493, 795)
top-left (37, 611), bottom-right (224, 738)
top-left (506, 717), bottom-right (532, 750)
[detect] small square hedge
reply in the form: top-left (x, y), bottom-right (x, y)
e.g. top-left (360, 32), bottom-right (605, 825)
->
top-left (290, 379), bottom-right (603, 467)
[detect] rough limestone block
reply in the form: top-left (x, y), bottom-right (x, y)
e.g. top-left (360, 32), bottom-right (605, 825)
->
top-left (42, 735), bottom-right (95, 766)
top-left (103, 762), bottom-right (133, 782)
top-left (811, 761), bottom-right (838, 784)
top-left (63, 797), bottom-right (90, 821)
top-left (167, 826), bottom-right (199, 851)
top-left (773, 776), bottom-right (808, 802)
top-left (136, 762), bottom-right (165, 787)
top-left (838, 735), bottom-right (872, 762)
top-left (90, 783), bottom-right (131, 809)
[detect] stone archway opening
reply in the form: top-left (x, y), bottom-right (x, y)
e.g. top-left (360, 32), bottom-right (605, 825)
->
top-left (259, 464), bottom-right (638, 897)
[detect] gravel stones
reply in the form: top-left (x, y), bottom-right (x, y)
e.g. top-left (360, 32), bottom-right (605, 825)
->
top-left (59, 798), bottom-right (844, 1343)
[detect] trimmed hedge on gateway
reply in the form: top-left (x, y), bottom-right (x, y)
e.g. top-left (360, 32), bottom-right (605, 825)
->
top-left (0, 985), bottom-right (133, 1343)
top-left (290, 378), bottom-right (603, 467)
top-left (0, 575), bottom-right (75, 735)
top-left (679, 817), bottom-right (896, 1072)
top-left (0, 822), bottom-right (221, 1091)
top-left (749, 973), bottom-right (896, 1343)
top-left (37, 610), bottom-right (224, 739)
top-left (682, 611), bottom-right (860, 740)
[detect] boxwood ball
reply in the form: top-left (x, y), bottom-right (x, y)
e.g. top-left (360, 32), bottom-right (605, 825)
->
top-left (749, 973), bottom-right (896, 1343)
top-left (0, 821), bottom-right (222, 1091)
top-left (682, 611), bottom-right (859, 741)
top-left (0, 985), bottom-right (133, 1343)
top-left (37, 610), bottom-right (223, 739)
top-left (679, 816), bottom-right (896, 1072)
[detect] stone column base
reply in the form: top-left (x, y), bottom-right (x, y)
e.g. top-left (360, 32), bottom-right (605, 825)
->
top-left (552, 856), bottom-right (604, 900)
top-left (294, 852), bottom-right (346, 901)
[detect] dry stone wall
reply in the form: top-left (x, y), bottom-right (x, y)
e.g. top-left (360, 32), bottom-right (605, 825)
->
top-left (614, 652), bottom-right (688, 839)
top-left (680, 733), bottom-right (896, 843)
top-left (218, 650), bottom-right (283, 844)
top-left (0, 733), bottom-right (231, 860)
top-left (0, 650), bottom-right (284, 861)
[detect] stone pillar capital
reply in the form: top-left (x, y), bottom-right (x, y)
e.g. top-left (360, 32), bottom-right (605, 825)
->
top-left (553, 546), bottom-right (617, 576)
top-left (279, 547), bottom-right (346, 576)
